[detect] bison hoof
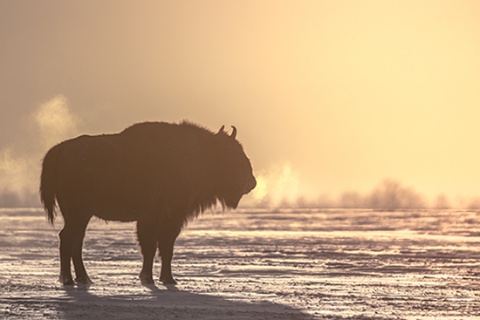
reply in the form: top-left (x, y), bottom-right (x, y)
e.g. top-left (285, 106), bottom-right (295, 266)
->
top-left (60, 276), bottom-right (74, 286)
top-left (161, 277), bottom-right (177, 285)
top-left (140, 274), bottom-right (154, 285)
top-left (75, 276), bottom-right (93, 285)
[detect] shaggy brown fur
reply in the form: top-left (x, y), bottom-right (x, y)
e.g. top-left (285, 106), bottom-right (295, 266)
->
top-left (40, 121), bottom-right (256, 285)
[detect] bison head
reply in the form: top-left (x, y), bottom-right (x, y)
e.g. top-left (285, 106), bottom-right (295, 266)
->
top-left (213, 126), bottom-right (256, 209)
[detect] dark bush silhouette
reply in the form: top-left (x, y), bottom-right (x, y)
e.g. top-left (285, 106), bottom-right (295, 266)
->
top-left (338, 191), bottom-right (364, 208)
top-left (365, 179), bottom-right (426, 210)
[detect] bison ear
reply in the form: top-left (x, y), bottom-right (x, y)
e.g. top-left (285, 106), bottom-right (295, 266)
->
top-left (230, 126), bottom-right (237, 139)
top-left (217, 125), bottom-right (226, 135)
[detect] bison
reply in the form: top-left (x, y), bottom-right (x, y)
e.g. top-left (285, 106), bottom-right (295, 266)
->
top-left (40, 121), bottom-right (256, 285)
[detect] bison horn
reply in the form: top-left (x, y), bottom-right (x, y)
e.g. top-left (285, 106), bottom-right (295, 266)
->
top-left (217, 125), bottom-right (225, 135)
top-left (230, 126), bottom-right (237, 139)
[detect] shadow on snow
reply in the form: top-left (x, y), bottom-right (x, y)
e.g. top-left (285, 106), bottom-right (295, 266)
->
top-left (58, 284), bottom-right (313, 320)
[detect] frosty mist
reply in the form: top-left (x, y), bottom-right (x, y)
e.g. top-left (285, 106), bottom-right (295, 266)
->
top-left (0, 96), bottom-right (78, 206)
top-left (0, 96), bottom-right (301, 208)
top-left (0, 95), bottom-right (478, 209)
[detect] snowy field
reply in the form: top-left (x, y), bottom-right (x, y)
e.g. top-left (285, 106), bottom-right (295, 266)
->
top-left (1, 208), bottom-right (480, 319)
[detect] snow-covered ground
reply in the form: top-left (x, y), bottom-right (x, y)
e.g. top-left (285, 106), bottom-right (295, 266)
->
top-left (1, 208), bottom-right (480, 319)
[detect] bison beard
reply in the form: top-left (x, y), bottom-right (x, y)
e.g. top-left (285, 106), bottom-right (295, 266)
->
top-left (40, 121), bottom-right (256, 285)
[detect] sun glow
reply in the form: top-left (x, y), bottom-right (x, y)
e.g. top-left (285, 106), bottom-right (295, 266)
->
top-left (2, 1), bottom-right (480, 207)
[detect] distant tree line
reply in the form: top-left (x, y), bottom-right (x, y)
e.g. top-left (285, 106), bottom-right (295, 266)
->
top-left (259, 179), bottom-right (480, 210)
top-left (1, 179), bottom-right (480, 210)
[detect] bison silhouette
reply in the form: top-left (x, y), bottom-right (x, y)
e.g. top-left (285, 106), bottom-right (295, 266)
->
top-left (40, 121), bottom-right (256, 285)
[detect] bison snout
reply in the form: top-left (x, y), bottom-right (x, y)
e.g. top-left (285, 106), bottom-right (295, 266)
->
top-left (244, 176), bottom-right (256, 194)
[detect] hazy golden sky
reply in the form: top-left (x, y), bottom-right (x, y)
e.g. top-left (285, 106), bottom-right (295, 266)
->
top-left (1, 1), bottom-right (480, 204)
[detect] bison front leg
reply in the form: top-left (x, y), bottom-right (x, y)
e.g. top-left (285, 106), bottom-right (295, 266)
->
top-left (158, 226), bottom-right (181, 285)
top-left (137, 220), bottom-right (157, 285)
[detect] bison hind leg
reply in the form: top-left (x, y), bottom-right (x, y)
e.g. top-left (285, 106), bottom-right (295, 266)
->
top-left (72, 219), bottom-right (93, 285)
top-left (58, 209), bottom-right (92, 286)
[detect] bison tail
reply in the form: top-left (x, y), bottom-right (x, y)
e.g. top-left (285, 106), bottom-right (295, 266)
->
top-left (40, 146), bottom-right (59, 225)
